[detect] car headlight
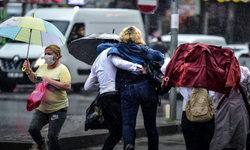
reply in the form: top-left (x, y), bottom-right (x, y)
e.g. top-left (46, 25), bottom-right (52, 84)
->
top-left (33, 57), bottom-right (45, 68)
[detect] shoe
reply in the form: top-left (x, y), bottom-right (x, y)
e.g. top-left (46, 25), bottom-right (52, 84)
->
top-left (126, 144), bottom-right (134, 150)
top-left (34, 141), bottom-right (48, 150)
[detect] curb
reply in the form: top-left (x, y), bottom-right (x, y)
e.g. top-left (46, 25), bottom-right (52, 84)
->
top-left (0, 124), bottom-right (182, 150)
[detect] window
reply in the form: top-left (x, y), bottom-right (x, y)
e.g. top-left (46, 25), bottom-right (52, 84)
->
top-left (67, 23), bottom-right (85, 45)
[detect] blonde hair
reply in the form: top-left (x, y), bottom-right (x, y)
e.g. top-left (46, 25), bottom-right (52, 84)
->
top-left (119, 26), bottom-right (146, 45)
top-left (45, 45), bottom-right (63, 59)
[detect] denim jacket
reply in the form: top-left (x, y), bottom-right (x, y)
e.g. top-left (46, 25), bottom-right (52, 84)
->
top-left (107, 42), bottom-right (164, 75)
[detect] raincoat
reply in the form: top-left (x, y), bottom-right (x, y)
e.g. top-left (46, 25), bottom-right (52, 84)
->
top-left (210, 66), bottom-right (250, 150)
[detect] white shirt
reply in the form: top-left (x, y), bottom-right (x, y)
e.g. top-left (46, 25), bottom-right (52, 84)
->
top-left (180, 87), bottom-right (215, 111)
top-left (84, 48), bottom-right (142, 94)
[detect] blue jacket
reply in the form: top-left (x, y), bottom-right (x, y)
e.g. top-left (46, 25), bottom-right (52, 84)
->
top-left (97, 43), bottom-right (115, 55)
top-left (107, 42), bottom-right (164, 75)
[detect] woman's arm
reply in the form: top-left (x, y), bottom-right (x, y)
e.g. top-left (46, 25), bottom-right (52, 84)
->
top-left (25, 68), bottom-right (36, 83)
top-left (111, 55), bottom-right (144, 72)
top-left (23, 59), bottom-right (37, 83)
top-left (42, 76), bottom-right (71, 91)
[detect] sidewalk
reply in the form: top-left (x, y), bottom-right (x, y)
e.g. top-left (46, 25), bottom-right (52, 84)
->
top-left (76, 133), bottom-right (186, 150)
top-left (0, 115), bottom-right (182, 150)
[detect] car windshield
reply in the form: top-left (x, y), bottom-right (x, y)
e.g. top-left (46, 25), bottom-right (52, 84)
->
top-left (8, 20), bottom-right (69, 43)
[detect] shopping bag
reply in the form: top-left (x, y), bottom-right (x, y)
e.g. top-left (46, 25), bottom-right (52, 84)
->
top-left (85, 94), bottom-right (109, 131)
top-left (26, 81), bottom-right (48, 111)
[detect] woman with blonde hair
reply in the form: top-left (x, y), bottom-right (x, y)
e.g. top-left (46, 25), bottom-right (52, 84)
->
top-left (23, 44), bottom-right (71, 150)
top-left (107, 26), bottom-right (164, 150)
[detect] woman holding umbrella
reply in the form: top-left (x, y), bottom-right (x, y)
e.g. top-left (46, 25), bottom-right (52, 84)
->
top-left (23, 44), bottom-right (71, 150)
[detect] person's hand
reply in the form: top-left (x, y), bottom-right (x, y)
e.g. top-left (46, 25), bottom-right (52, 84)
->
top-left (142, 67), bottom-right (147, 74)
top-left (42, 76), bottom-right (51, 83)
top-left (136, 66), bottom-right (147, 74)
top-left (23, 59), bottom-right (30, 70)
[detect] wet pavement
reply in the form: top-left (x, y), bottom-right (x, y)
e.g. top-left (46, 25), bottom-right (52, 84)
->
top-left (0, 116), bottom-right (183, 150)
top-left (0, 87), bottom-right (185, 150)
top-left (74, 133), bottom-right (186, 150)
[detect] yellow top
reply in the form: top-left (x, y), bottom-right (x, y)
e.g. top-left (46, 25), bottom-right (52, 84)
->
top-left (35, 64), bottom-right (71, 113)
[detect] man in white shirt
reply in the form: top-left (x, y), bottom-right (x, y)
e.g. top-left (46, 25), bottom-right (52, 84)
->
top-left (84, 41), bottom-right (143, 150)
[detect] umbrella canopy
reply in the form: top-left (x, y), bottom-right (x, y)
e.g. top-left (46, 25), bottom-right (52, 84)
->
top-left (68, 33), bottom-right (119, 65)
top-left (0, 16), bottom-right (66, 47)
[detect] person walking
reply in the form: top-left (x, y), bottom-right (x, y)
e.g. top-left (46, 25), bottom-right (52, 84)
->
top-left (161, 62), bottom-right (215, 150)
top-left (108, 26), bottom-right (164, 150)
top-left (152, 37), bottom-right (170, 57)
top-left (180, 87), bottom-right (215, 150)
top-left (210, 66), bottom-right (250, 150)
top-left (23, 45), bottom-right (71, 150)
top-left (84, 40), bottom-right (143, 150)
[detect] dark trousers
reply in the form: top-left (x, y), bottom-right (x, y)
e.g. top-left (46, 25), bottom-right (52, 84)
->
top-left (28, 108), bottom-right (67, 150)
top-left (99, 91), bottom-right (123, 150)
top-left (247, 132), bottom-right (250, 150)
top-left (181, 111), bottom-right (215, 150)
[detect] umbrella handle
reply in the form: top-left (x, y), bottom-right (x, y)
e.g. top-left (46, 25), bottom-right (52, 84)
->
top-left (22, 67), bottom-right (26, 71)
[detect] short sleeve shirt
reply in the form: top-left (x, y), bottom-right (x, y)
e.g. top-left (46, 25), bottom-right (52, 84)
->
top-left (35, 64), bottom-right (71, 113)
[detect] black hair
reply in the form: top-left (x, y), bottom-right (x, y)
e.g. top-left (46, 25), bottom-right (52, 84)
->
top-left (157, 37), bottom-right (162, 42)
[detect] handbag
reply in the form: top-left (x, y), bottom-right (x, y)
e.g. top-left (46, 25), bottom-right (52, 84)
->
top-left (85, 94), bottom-right (109, 131)
top-left (26, 81), bottom-right (48, 111)
top-left (140, 47), bottom-right (172, 99)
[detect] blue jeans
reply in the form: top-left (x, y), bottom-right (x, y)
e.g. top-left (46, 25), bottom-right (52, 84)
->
top-left (120, 79), bottom-right (159, 150)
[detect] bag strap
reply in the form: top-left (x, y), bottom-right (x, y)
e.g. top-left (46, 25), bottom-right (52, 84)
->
top-left (238, 85), bottom-right (250, 128)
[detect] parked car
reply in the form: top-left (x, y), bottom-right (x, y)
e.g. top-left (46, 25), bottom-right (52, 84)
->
top-left (225, 44), bottom-right (250, 70)
top-left (222, 44), bottom-right (249, 59)
top-left (149, 34), bottom-right (227, 49)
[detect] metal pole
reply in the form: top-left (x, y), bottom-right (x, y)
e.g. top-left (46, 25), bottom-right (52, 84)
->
top-left (144, 14), bottom-right (149, 44)
top-left (169, 0), bottom-right (179, 120)
top-left (203, 2), bottom-right (209, 35)
top-left (226, 2), bottom-right (235, 44)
